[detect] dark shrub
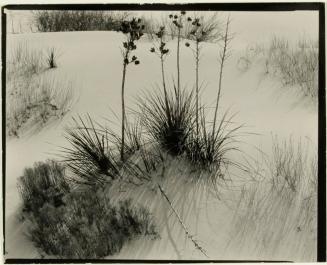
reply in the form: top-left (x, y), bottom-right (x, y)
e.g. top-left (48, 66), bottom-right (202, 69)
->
top-left (26, 190), bottom-right (159, 258)
top-left (18, 160), bottom-right (70, 215)
top-left (33, 11), bottom-right (124, 32)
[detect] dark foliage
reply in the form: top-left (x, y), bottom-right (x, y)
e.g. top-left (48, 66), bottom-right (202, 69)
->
top-left (25, 190), bottom-right (159, 258)
top-left (139, 85), bottom-right (195, 156)
top-left (18, 160), bottom-right (159, 258)
top-left (33, 11), bottom-right (126, 32)
top-left (150, 26), bottom-right (170, 58)
top-left (18, 160), bottom-right (70, 215)
top-left (46, 47), bottom-right (57, 69)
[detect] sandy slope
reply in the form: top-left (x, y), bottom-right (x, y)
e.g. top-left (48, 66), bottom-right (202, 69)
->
top-left (5, 11), bottom-right (318, 261)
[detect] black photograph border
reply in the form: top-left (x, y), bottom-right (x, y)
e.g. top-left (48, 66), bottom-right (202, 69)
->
top-left (1, 2), bottom-right (325, 263)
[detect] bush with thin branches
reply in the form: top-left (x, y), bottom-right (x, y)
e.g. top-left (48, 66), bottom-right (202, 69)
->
top-left (33, 10), bottom-right (131, 32)
top-left (19, 173), bottom-right (158, 258)
top-left (18, 160), bottom-right (70, 216)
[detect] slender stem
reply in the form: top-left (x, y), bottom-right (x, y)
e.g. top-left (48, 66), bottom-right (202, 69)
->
top-left (163, 201), bottom-right (182, 259)
top-left (212, 17), bottom-right (230, 136)
top-left (161, 55), bottom-right (169, 114)
top-left (157, 182), bottom-right (209, 258)
top-left (195, 40), bottom-right (200, 137)
top-left (121, 52), bottom-right (129, 162)
top-left (177, 26), bottom-right (181, 105)
top-left (161, 55), bottom-right (168, 100)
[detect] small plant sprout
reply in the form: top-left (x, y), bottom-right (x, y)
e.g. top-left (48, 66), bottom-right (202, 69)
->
top-left (46, 47), bottom-right (58, 68)
top-left (150, 26), bottom-right (170, 109)
top-left (169, 11), bottom-right (187, 98)
top-left (118, 17), bottom-right (145, 161)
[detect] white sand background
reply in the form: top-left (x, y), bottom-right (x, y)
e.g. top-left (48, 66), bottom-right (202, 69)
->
top-left (4, 10), bottom-right (319, 261)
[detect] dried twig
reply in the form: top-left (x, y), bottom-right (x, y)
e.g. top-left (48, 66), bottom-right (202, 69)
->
top-left (157, 172), bottom-right (209, 258)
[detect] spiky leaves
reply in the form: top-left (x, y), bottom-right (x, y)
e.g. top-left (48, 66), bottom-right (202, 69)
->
top-left (62, 115), bottom-right (120, 186)
top-left (186, 110), bottom-right (242, 174)
top-left (139, 85), bottom-right (195, 156)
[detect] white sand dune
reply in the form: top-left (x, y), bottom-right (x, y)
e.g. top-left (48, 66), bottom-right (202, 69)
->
top-left (5, 11), bottom-right (318, 261)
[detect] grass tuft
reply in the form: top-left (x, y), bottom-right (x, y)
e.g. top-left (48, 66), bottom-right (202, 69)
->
top-left (139, 84), bottom-right (195, 156)
top-left (46, 47), bottom-right (58, 69)
top-left (62, 115), bottom-right (121, 186)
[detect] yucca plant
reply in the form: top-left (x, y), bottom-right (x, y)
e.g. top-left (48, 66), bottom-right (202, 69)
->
top-left (108, 118), bottom-right (143, 159)
top-left (184, 13), bottom-right (222, 137)
top-left (118, 17), bottom-right (145, 162)
top-left (185, 15), bottom-right (235, 175)
top-left (168, 11), bottom-right (187, 97)
top-left (186, 109), bottom-right (242, 174)
top-left (61, 115), bottom-right (120, 186)
top-left (139, 84), bottom-right (195, 156)
top-left (150, 25), bottom-right (170, 108)
top-left (212, 15), bottom-right (232, 134)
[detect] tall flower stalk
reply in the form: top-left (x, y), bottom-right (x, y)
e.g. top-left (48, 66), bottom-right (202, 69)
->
top-left (150, 26), bottom-right (170, 109)
top-left (212, 15), bottom-right (232, 136)
top-left (169, 11), bottom-right (186, 103)
top-left (185, 13), bottom-right (222, 137)
top-left (119, 18), bottom-right (144, 161)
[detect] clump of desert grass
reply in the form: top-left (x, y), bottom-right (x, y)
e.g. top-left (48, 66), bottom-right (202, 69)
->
top-left (7, 41), bottom-right (74, 138)
top-left (7, 75), bottom-right (74, 137)
top-left (226, 136), bottom-right (317, 261)
top-left (7, 41), bottom-right (44, 81)
top-left (46, 47), bottom-right (59, 69)
top-left (185, 110), bottom-right (242, 175)
top-left (61, 115), bottom-right (121, 187)
top-left (238, 35), bottom-right (318, 103)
